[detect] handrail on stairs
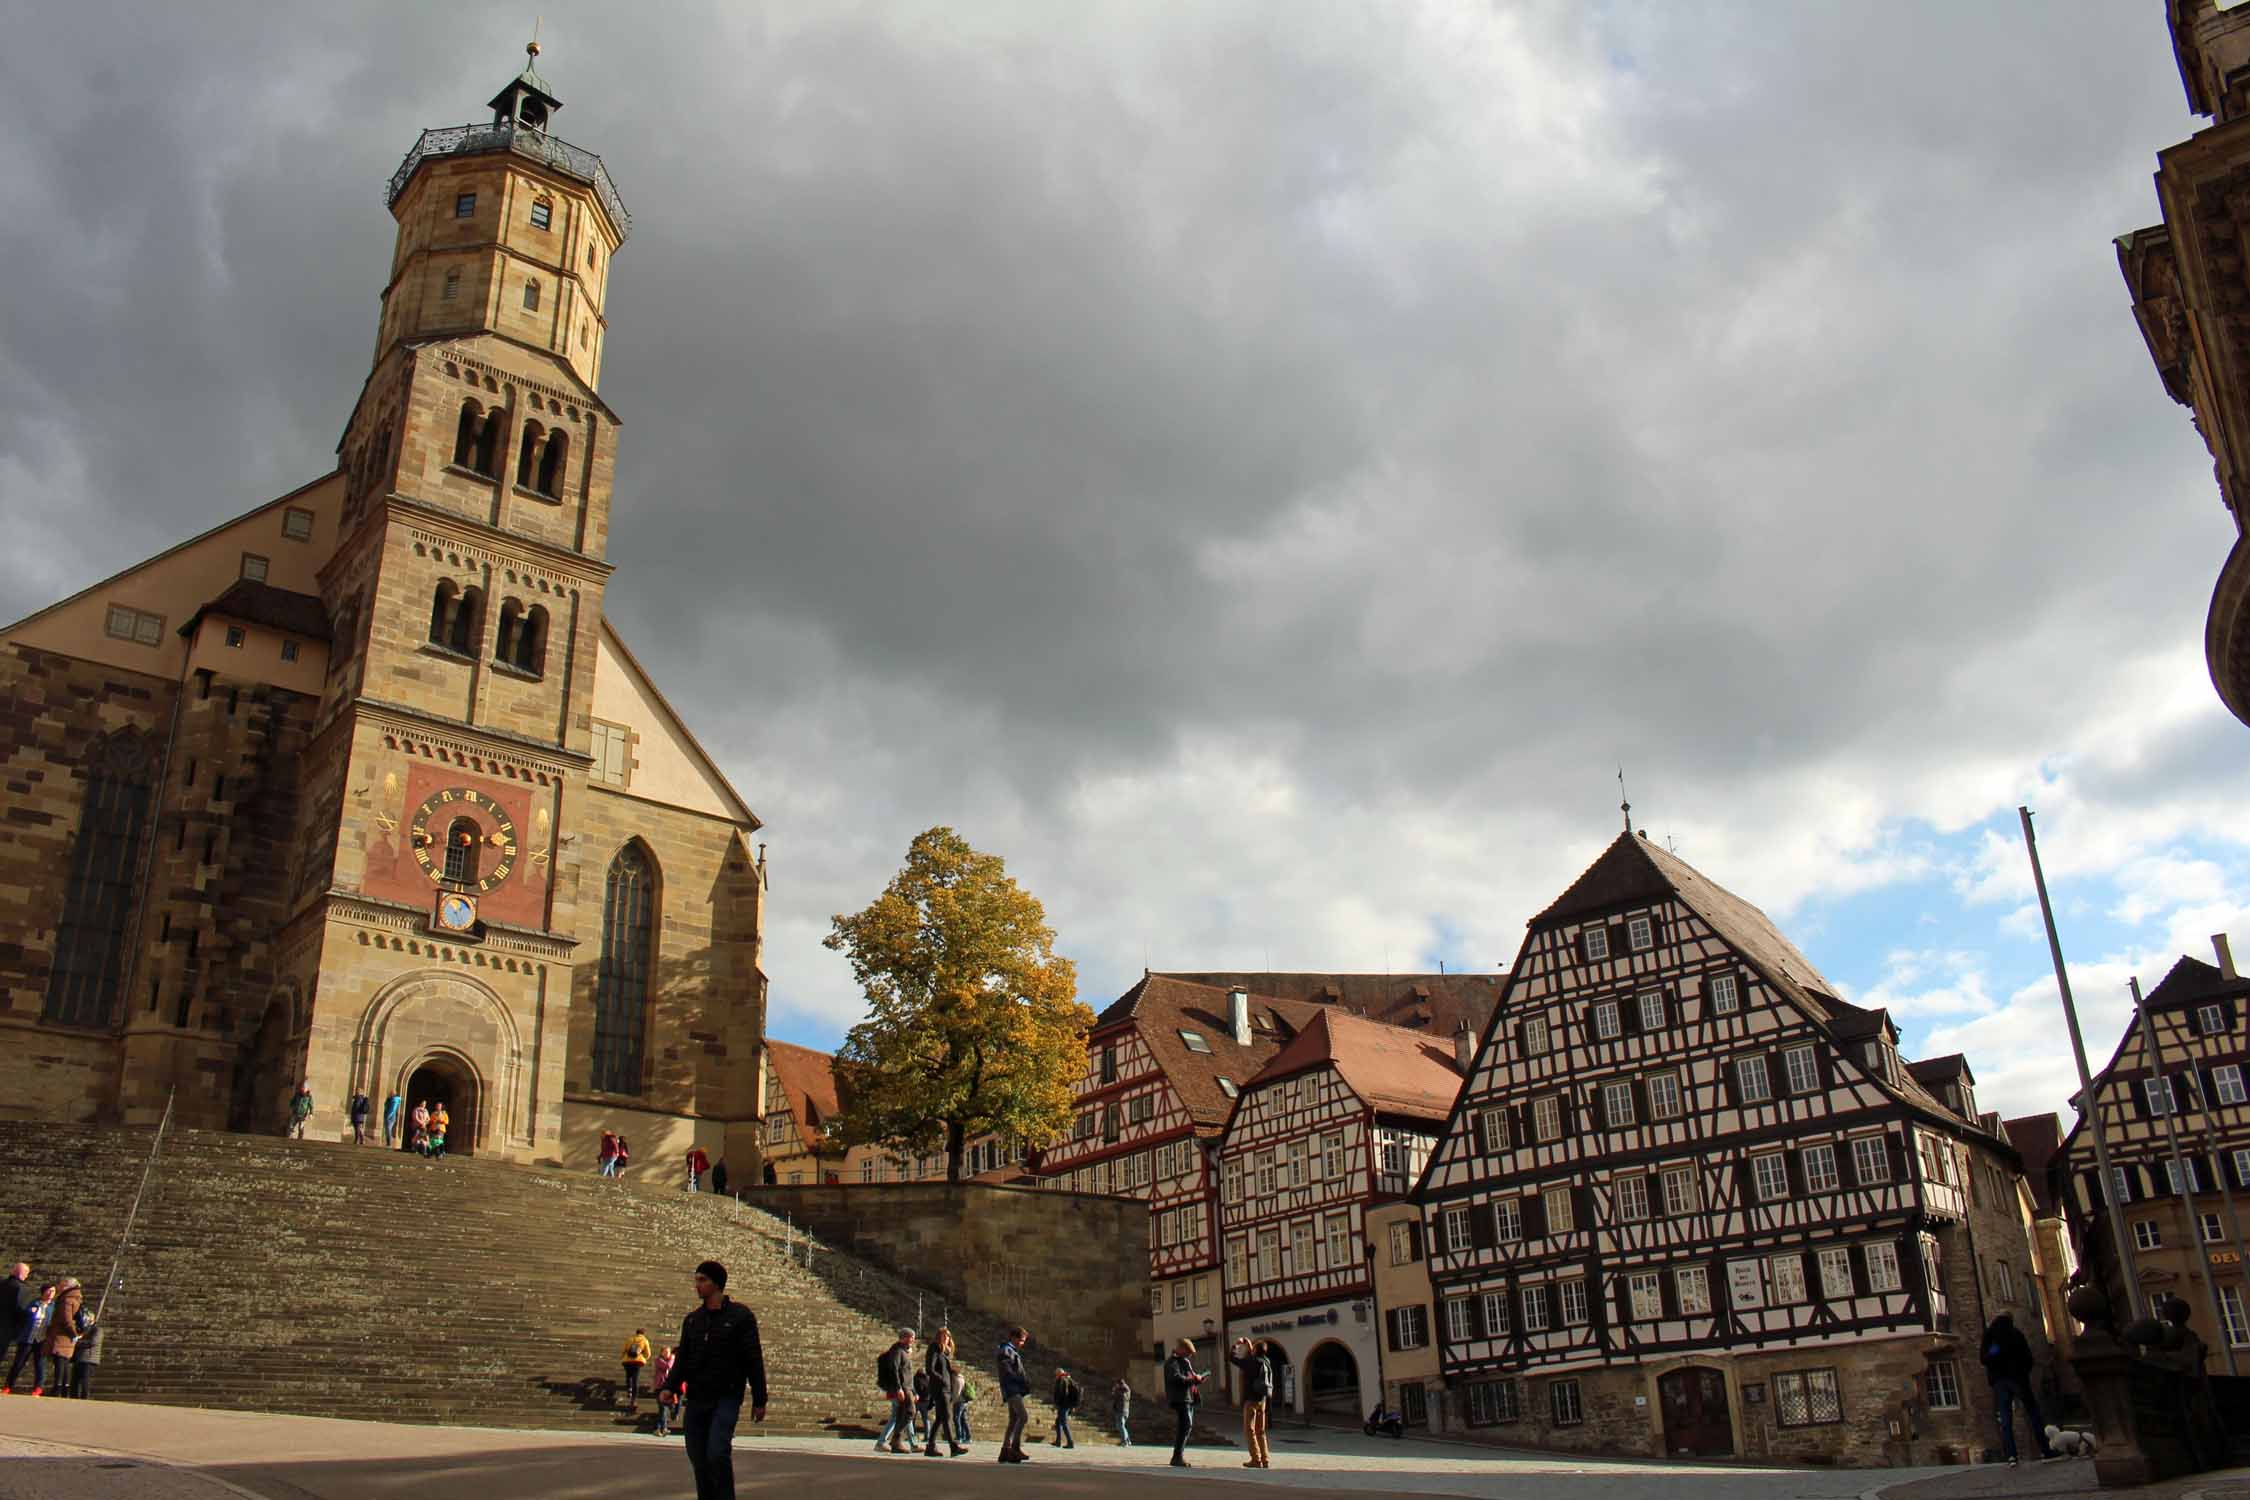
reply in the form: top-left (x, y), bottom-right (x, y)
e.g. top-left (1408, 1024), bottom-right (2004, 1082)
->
top-left (96, 1087), bottom-right (174, 1324)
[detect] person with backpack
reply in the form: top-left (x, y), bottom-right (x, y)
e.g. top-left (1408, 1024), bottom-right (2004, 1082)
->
top-left (348, 1091), bottom-right (372, 1145)
top-left (1049, 1368), bottom-right (1079, 1449)
top-left (1229, 1337), bottom-right (1273, 1469)
top-left (287, 1081), bottom-right (315, 1139)
top-left (621, 1327), bottom-right (652, 1412)
top-left (1110, 1375), bottom-right (1132, 1446)
top-left (874, 1327), bottom-right (917, 1453)
top-left (995, 1326), bottom-right (1033, 1464)
top-left (1980, 1313), bottom-right (2055, 1466)
top-left (921, 1328), bottom-right (967, 1457)
top-left (66, 1305), bottom-right (98, 1400)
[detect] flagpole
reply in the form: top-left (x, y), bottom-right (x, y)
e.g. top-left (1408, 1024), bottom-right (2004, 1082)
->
top-left (2019, 807), bottom-right (2143, 1312)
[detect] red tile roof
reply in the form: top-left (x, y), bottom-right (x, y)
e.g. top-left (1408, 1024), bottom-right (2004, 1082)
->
top-left (2003, 1113), bottom-right (2065, 1218)
top-left (1153, 971), bottom-right (1502, 1042)
top-left (1093, 975), bottom-right (1339, 1134)
top-left (1244, 1008), bottom-right (1463, 1123)
top-left (765, 1039), bottom-right (842, 1155)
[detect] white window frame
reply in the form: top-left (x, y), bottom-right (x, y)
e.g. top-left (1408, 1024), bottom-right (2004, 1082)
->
top-left (1325, 1210), bottom-right (1351, 1268)
top-left (1626, 914), bottom-right (1653, 951)
top-left (1533, 1095), bottom-right (1563, 1142)
top-left (1446, 1296), bottom-right (1475, 1343)
top-left (1524, 1016), bottom-right (1549, 1055)
top-left (1542, 1185), bottom-right (1575, 1234)
top-left (1477, 1110), bottom-right (1509, 1155)
top-left (1773, 1369), bottom-right (1843, 1428)
top-left (2166, 1157), bottom-right (2194, 1194)
top-left (1494, 1197), bottom-right (1523, 1243)
top-left (1817, 1247), bottom-right (1853, 1300)
top-left (1783, 1044), bottom-right (1820, 1096)
top-left (1582, 925), bottom-right (1610, 961)
top-left (2215, 1063), bottom-right (2247, 1106)
top-left (1521, 1286), bottom-right (1552, 1332)
top-left (1443, 1207), bottom-right (1471, 1254)
top-left (1660, 1165), bottom-right (1698, 1216)
top-left (2222, 1285), bottom-right (2250, 1349)
top-left (1737, 1054), bottom-right (1773, 1103)
top-left (1802, 1142), bottom-right (1839, 1193)
top-left (1603, 1080), bottom-right (1635, 1128)
top-left (1388, 1221), bottom-right (1416, 1265)
top-left (1594, 1000), bottom-right (1623, 1040)
top-left (1647, 1071), bottom-right (1684, 1120)
top-left (2205, 1211), bottom-right (2226, 1244)
top-left (1481, 1290), bottom-right (1511, 1334)
top-left (282, 506), bottom-right (315, 540)
top-left (1769, 1253), bottom-right (1807, 1305)
top-left (1615, 1174), bottom-right (1650, 1221)
top-left (2199, 1003), bottom-right (2228, 1036)
top-left (1925, 1359), bottom-right (1962, 1410)
top-left (1626, 1272), bottom-right (1661, 1321)
top-left (1708, 973), bottom-right (1739, 1013)
top-left (1395, 1303), bottom-right (1428, 1350)
top-left (2133, 1218), bottom-right (2162, 1251)
top-left (1559, 1277), bottom-right (1590, 1326)
top-left (1550, 1378), bottom-right (1584, 1426)
top-left (1292, 1219), bottom-right (1315, 1275)
top-left (1852, 1135), bottom-right (1891, 1184)
top-left (1752, 1152), bottom-right (1790, 1201)
top-left (1865, 1241), bottom-right (1903, 1293)
top-left (1637, 991), bottom-right (1665, 1030)
top-left (1676, 1265), bottom-right (1711, 1315)
top-left (2145, 1076), bottom-right (2177, 1115)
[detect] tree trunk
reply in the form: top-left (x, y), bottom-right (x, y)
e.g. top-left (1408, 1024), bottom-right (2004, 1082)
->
top-left (945, 1117), bottom-right (967, 1183)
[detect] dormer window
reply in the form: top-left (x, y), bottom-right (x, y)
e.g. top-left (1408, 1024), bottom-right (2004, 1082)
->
top-left (530, 199), bottom-right (552, 231)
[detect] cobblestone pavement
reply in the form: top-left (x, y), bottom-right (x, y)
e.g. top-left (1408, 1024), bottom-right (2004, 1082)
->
top-left (2, 1401), bottom-right (2244, 1500)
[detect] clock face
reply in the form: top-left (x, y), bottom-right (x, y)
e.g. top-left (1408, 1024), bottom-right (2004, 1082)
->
top-left (407, 786), bottom-right (519, 893)
top-left (437, 893), bottom-right (478, 931)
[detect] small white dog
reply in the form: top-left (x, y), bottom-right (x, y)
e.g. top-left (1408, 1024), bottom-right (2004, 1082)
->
top-left (2045, 1425), bottom-right (2098, 1458)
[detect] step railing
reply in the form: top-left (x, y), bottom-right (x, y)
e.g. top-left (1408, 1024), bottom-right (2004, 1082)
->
top-left (96, 1088), bottom-right (173, 1324)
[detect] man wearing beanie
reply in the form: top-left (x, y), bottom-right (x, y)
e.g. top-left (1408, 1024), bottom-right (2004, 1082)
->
top-left (658, 1260), bottom-right (767, 1500)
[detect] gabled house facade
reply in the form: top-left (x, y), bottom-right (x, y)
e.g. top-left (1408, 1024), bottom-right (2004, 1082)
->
top-left (1416, 831), bottom-right (2046, 1466)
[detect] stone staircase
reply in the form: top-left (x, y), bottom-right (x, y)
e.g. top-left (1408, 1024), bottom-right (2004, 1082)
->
top-left (0, 1123), bottom-right (1183, 1443)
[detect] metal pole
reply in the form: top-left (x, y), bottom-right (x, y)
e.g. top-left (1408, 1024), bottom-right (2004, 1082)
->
top-left (2019, 807), bottom-right (2142, 1311)
top-left (2131, 977), bottom-right (2238, 1374)
top-left (97, 1088), bottom-right (175, 1324)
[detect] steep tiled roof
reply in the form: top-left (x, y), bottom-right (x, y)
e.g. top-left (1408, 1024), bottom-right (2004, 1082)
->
top-left (1907, 1054), bottom-right (1974, 1088)
top-left (1244, 1008), bottom-right (1463, 1123)
top-left (2140, 954), bottom-right (2250, 1010)
top-left (765, 1039), bottom-right (842, 1155)
top-left (2004, 1113), bottom-right (2066, 1218)
top-left (1095, 975), bottom-right (1335, 1132)
top-left (179, 579), bottom-right (332, 642)
top-left (1154, 971), bottom-right (1502, 1042)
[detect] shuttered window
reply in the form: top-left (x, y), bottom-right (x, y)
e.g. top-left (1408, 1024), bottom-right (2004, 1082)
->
top-left (1648, 1071), bottom-right (1684, 1119)
top-left (1482, 1290), bottom-right (1511, 1334)
top-left (1736, 1055), bottom-right (1773, 1103)
top-left (1541, 1185), bottom-right (1574, 1233)
top-left (1494, 1197), bottom-right (1523, 1242)
top-left (1802, 1142), bottom-right (1840, 1192)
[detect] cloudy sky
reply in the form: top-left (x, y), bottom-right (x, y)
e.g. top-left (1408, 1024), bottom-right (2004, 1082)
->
top-left (4, 1), bottom-right (2246, 1127)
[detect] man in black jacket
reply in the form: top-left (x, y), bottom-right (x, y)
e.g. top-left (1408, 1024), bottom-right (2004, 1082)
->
top-left (659, 1261), bottom-right (768, 1500)
top-left (1979, 1314), bottom-right (2054, 1466)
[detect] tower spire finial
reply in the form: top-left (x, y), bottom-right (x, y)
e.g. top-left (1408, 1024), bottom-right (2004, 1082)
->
top-left (1618, 766), bottom-right (1631, 834)
top-left (529, 14), bottom-right (542, 59)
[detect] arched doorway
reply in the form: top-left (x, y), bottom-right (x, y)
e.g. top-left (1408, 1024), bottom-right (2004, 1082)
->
top-left (1259, 1340), bottom-right (1295, 1412)
top-left (1303, 1340), bottom-right (1360, 1417)
top-left (1658, 1366), bottom-right (1733, 1457)
top-left (403, 1055), bottom-right (479, 1156)
top-left (229, 999), bottom-right (292, 1134)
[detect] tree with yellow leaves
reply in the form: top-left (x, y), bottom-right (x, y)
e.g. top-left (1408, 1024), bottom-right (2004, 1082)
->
top-left (824, 826), bottom-right (1090, 1183)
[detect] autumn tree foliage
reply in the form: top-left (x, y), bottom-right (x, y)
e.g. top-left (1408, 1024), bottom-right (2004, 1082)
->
top-left (824, 827), bottom-right (1090, 1183)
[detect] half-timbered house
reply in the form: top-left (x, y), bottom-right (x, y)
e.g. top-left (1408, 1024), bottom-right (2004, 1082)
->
top-left (2053, 940), bottom-right (2250, 1356)
top-left (1215, 1008), bottom-right (1465, 1417)
top-left (1418, 831), bottom-right (2046, 1466)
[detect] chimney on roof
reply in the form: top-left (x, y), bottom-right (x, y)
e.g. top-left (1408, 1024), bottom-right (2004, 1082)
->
top-left (1228, 987), bottom-right (1251, 1046)
top-left (1453, 1018), bottom-right (1475, 1070)
top-left (2217, 933), bottom-right (2238, 979)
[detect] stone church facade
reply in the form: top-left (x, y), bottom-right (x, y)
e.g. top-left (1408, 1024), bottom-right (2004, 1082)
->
top-left (0, 50), bottom-right (770, 1177)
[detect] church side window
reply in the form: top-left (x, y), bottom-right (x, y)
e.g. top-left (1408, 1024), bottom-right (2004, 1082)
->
top-left (442, 817), bottom-right (480, 885)
top-left (523, 279), bottom-right (541, 311)
top-left (592, 843), bottom-right (656, 1095)
top-left (44, 733), bottom-right (155, 1028)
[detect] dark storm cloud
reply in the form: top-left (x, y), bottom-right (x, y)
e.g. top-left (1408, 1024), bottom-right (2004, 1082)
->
top-left (4, 1), bottom-right (2246, 1059)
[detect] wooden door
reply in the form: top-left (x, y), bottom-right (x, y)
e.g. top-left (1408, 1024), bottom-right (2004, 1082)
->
top-left (1658, 1367), bottom-right (1733, 1457)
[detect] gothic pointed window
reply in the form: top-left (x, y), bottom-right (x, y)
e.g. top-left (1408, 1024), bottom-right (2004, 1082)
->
top-left (44, 732), bottom-right (155, 1028)
top-left (592, 843), bottom-right (656, 1094)
top-left (443, 817), bottom-right (480, 884)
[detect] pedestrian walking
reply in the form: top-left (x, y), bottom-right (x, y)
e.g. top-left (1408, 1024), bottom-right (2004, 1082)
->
top-left (621, 1327), bottom-right (652, 1411)
top-left (4, 1282), bottom-right (55, 1395)
top-left (1110, 1375), bottom-right (1132, 1446)
top-left (1049, 1368), bottom-right (1079, 1449)
top-left (710, 1158), bottom-right (729, 1197)
top-left (687, 1146), bottom-right (710, 1193)
top-left (648, 1346), bottom-right (677, 1435)
top-left (657, 1260), bottom-right (767, 1500)
top-left (615, 1135), bottom-right (631, 1176)
top-left (922, 1328), bottom-right (967, 1457)
top-left (955, 1372), bottom-right (975, 1447)
top-left (874, 1327), bottom-right (917, 1452)
top-left (348, 1091), bottom-right (371, 1145)
top-left (42, 1280), bottom-right (83, 1397)
top-left (429, 1101), bottom-right (450, 1159)
top-left (287, 1081), bottom-right (315, 1139)
top-left (995, 1326), bottom-right (1032, 1464)
top-left (1229, 1337), bottom-right (1272, 1469)
top-left (1, 1263), bottom-right (33, 1394)
top-left (598, 1131), bottom-right (620, 1178)
top-left (1162, 1338), bottom-right (1206, 1469)
top-left (383, 1091), bottom-right (403, 1148)
top-left (1981, 1313), bottom-right (2055, 1466)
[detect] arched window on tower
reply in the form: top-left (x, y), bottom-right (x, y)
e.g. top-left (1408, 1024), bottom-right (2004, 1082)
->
top-left (430, 584), bottom-right (481, 657)
top-left (429, 581), bottom-right (459, 646)
top-left (592, 843), bottom-right (655, 1094)
top-left (442, 817), bottom-right (481, 885)
top-left (537, 429), bottom-right (569, 497)
top-left (495, 598), bottom-right (522, 665)
top-left (453, 400), bottom-right (483, 469)
top-left (516, 420), bottom-right (547, 489)
top-left (515, 604), bottom-right (547, 674)
top-left (44, 732), bottom-right (156, 1028)
top-left (474, 408), bottom-right (503, 477)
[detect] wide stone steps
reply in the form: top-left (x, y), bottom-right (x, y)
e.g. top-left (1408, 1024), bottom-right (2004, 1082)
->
top-left (0, 1123), bottom-right (1168, 1440)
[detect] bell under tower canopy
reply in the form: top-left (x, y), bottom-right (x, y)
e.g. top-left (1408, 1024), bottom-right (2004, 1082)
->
top-left (386, 41), bottom-right (630, 243)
